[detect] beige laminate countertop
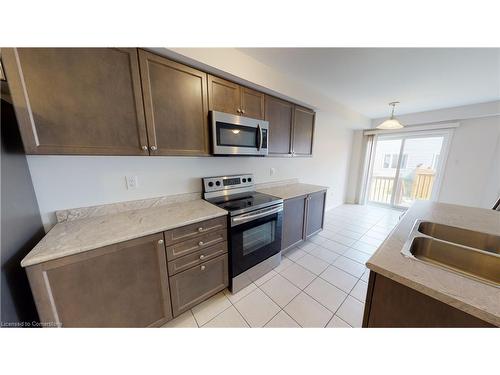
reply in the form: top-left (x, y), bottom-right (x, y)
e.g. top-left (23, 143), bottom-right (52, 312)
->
top-left (366, 200), bottom-right (500, 326)
top-left (257, 183), bottom-right (328, 200)
top-left (21, 199), bottom-right (227, 268)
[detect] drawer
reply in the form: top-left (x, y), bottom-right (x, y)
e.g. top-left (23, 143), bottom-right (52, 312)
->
top-left (166, 229), bottom-right (227, 261)
top-left (169, 254), bottom-right (229, 316)
top-left (168, 241), bottom-right (227, 275)
top-left (164, 216), bottom-right (227, 245)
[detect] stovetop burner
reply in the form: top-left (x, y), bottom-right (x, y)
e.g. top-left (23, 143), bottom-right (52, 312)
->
top-left (206, 192), bottom-right (281, 215)
top-left (202, 174), bottom-right (283, 216)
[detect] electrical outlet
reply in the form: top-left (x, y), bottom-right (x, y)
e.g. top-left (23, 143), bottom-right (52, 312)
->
top-left (270, 167), bottom-right (276, 176)
top-left (126, 176), bottom-right (138, 190)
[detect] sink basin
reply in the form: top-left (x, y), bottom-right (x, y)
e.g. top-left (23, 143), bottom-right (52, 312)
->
top-left (402, 220), bottom-right (500, 287)
top-left (409, 237), bottom-right (500, 286)
top-left (418, 221), bottom-right (500, 255)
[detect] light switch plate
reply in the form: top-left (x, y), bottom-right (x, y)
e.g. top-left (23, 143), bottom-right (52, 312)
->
top-left (125, 176), bottom-right (138, 190)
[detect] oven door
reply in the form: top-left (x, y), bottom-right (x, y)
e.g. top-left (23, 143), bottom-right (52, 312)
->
top-left (229, 204), bottom-right (283, 278)
top-left (211, 111), bottom-right (268, 156)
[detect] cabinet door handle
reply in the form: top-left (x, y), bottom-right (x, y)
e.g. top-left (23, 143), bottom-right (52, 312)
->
top-left (199, 254), bottom-right (205, 260)
top-left (237, 108), bottom-right (242, 114)
top-left (197, 227), bottom-right (204, 232)
top-left (198, 241), bottom-right (204, 246)
top-left (200, 265), bottom-right (206, 271)
top-left (150, 145), bottom-right (157, 151)
top-left (158, 239), bottom-right (164, 245)
top-left (241, 109), bottom-right (246, 114)
top-left (141, 145), bottom-right (148, 151)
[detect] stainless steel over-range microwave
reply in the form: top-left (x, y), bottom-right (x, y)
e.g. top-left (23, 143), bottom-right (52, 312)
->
top-left (210, 111), bottom-right (269, 156)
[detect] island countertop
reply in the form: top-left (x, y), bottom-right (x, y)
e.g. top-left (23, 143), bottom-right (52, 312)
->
top-left (21, 199), bottom-right (227, 268)
top-left (257, 182), bottom-right (328, 200)
top-left (366, 200), bottom-right (500, 326)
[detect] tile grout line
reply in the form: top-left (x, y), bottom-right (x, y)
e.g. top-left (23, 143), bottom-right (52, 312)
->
top-left (193, 205), bottom-right (398, 328)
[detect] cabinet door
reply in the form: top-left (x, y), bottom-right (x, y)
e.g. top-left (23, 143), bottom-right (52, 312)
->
top-left (282, 196), bottom-right (306, 250)
top-left (169, 254), bottom-right (228, 316)
top-left (292, 106), bottom-right (315, 156)
top-left (208, 75), bottom-right (241, 115)
top-left (241, 87), bottom-right (265, 119)
top-left (139, 51), bottom-right (209, 156)
top-left (26, 234), bottom-right (172, 327)
top-left (265, 95), bottom-right (293, 155)
top-left (305, 191), bottom-right (326, 238)
top-left (2, 48), bottom-right (148, 155)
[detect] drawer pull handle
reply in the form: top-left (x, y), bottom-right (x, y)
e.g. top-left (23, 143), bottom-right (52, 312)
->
top-left (198, 227), bottom-right (203, 232)
top-left (198, 241), bottom-right (204, 246)
top-left (158, 239), bottom-right (164, 245)
top-left (200, 265), bottom-right (206, 271)
top-left (199, 254), bottom-right (205, 260)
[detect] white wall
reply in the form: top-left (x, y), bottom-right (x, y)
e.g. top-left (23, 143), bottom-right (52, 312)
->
top-left (347, 102), bottom-right (500, 209)
top-left (438, 115), bottom-right (500, 208)
top-left (27, 49), bottom-right (369, 230)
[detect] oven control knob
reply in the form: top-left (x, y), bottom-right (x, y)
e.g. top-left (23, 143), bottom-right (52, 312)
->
top-left (242, 178), bottom-right (247, 183)
top-left (247, 177), bottom-right (252, 182)
top-left (215, 180), bottom-right (221, 186)
top-left (208, 181), bottom-right (214, 187)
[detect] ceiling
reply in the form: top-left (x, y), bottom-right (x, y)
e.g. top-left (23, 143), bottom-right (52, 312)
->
top-left (238, 48), bottom-right (500, 118)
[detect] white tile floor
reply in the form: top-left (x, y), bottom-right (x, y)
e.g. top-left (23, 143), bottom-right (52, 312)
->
top-left (163, 203), bottom-right (403, 328)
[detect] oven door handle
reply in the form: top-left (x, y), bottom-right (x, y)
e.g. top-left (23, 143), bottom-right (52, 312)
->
top-left (231, 204), bottom-right (283, 227)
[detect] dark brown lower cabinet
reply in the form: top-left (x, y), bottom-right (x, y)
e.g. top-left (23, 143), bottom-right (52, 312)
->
top-left (169, 254), bottom-right (229, 316)
top-left (363, 272), bottom-right (494, 327)
top-left (282, 190), bottom-right (327, 251)
top-left (26, 233), bottom-right (172, 327)
top-left (305, 191), bottom-right (326, 238)
top-left (165, 229), bottom-right (227, 260)
top-left (165, 216), bottom-right (229, 317)
top-left (282, 196), bottom-right (306, 250)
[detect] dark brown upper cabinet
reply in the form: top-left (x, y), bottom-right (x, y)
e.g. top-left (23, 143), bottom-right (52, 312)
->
top-left (292, 106), bottom-right (315, 156)
top-left (208, 75), bottom-right (241, 115)
top-left (240, 87), bottom-right (265, 119)
top-left (208, 75), bottom-right (265, 119)
top-left (265, 95), bottom-right (294, 155)
top-left (2, 48), bottom-right (149, 155)
top-left (139, 50), bottom-right (209, 156)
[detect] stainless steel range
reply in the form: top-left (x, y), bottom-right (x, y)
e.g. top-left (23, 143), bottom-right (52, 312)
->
top-left (203, 174), bottom-right (283, 293)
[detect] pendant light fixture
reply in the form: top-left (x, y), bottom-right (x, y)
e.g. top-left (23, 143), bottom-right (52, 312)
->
top-left (376, 101), bottom-right (404, 130)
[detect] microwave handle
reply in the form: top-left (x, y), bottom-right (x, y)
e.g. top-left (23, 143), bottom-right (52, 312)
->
top-left (257, 124), bottom-right (262, 150)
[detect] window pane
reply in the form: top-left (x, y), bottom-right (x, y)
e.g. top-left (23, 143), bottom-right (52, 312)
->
top-left (368, 139), bottom-right (402, 204)
top-left (395, 136), bottom-right (444, 207)
top-left (401, 154), bottom-right (408, 169)
top-left (383, 154), bottom-right (390, 168)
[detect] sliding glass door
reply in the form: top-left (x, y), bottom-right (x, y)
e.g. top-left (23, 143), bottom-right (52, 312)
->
top-left (367, 132), bottom-right (448, 209)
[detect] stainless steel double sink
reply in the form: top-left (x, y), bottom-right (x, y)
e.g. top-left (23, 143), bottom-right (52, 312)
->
top-left (402, 220), bottom-right (500, 287)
